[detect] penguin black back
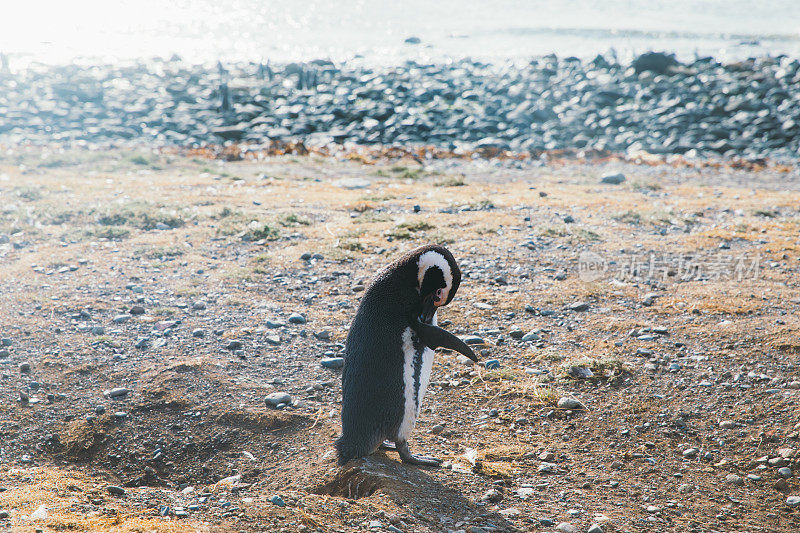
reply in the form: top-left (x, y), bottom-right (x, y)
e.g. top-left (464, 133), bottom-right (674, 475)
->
top-left (335, 244), bottom-right (476, 466)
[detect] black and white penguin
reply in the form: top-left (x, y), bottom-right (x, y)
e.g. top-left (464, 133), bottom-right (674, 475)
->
top-left (335, 244), bottom-right (478, 466)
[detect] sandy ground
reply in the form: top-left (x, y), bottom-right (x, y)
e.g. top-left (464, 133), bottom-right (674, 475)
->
top-left (0, 146), bottom-right (799, 532)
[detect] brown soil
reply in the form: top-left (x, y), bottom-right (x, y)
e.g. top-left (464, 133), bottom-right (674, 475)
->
top-left (0, 146), bottom-right (798, 532)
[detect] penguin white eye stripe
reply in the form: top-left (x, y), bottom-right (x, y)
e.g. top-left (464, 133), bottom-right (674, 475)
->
top-left (417, 251), bottom-right (453, 294)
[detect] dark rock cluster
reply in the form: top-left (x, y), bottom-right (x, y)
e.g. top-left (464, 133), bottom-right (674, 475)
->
top-left (1, 52), bottom-right (799, 160)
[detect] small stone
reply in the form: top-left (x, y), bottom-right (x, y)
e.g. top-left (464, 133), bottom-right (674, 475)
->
top-left (499, 508), bottom-right (520, 518)
top-left (777, 467), bottom-right (792, 478)
top-left (677, 483), bottom-right (693, 494)
top-left (646, 505), bottom-right (661, 513)
top-left (725, 473), bottom-right (744, 486)
top-left (538, 462), bottom-right (557, 473)
top-left (288, 313), bottom-right (306, 324)
top-left (481, 488), bottom-right (502, 503)
top-left (0, 510), bottom-right (8, 518)
top-left (463, 335), bottom-right (485, 345)
top-left (682, 448), bottom-right (698, 458)
top-left (473, 302), bottom-right (492, 310)
top-left (775, 479), bottom-right (789, 491)
top-left (134, 337), bottom-right (150, 349)
top-left (129, 305), bottom-right (145, 315)
top-left (95, 405), bottom-right (106, 414)
top-left (107, 485), bottom-right (126, 495)
top-left (567, 301), bottom-right (590, 312)
top-left (321, 357), bottom-right (345, 369)
top-left (719, 420), bottom-right (734, 429)
top-left (225, 340), bottom-right (243, 351)
top-left (91, 326), bottom-right (106, 335)
top-left (314, 330), bottom-right (331, 340)
top-left (192, 328), bottom-right (205, 338)
top-left (269, 495), bottom-right (285, 507)
top-left (521, 330), bottom-right (540, 342)
top-left (368, 520), bottom-right (383, 529)
top-left (588, 524), bottom-right (604, 533)
top-left (556, 523), bottom-right (577, 533)
top-left (557, 397), bottom-right (584, 410)
top-left (600, 173), bottom-right (625, 185)
top-left (265, 335), bottom-right (281, 346)
top-left (114, 411), bottom-right (127, 419)
top-left (539, 451), bottom-right (555, 461)
top-left (112, 315), bottom-right (130, 324)
top-left (484, 359), bottom-right (500, 370)
top-left (265, 392), bottom-right (292, 407)
top-left (19, 362), bottom-right (31, 373)
top-left (568, 366), bottom-right (594, 379)
top-left (105, 388), bottom-right (129, 398)
top-left (563, 215), bottom-right (574, 223)
top-left (0, 338), bottom-right (11, 346)
top-left (30, 504), bottom-right (48, 520)
top-left (787, 496), bottom-right (800, 508)
top-left (192, 300), bottom-right (207, 310)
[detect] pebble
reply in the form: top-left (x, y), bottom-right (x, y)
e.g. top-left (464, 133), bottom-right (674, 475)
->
top-left (95, 405), bottom-right (106, 414)
top-left (484, 359), bottom-right (500, 370)
top-left (480, 488), bottom-right (503, 503)
top-left (321, 357), bottom-right (345, 369)
top-left (225, 340), bottom-right (243, 351)
top-left (557, 397), bottom-right (584, 410)
top-left (105, 387), bottom-right (129, 398)
top-left (463, 335), bottom-right (485, 345)
top-left (288, 313), bottom-right (306, 324)
top-left (556, 523), bottom-right (577, 533)
top-left (719, 420), bottom-right (734, 429)
top-left (568, 366), bottom-right (594, 379)
top-left (269, 495), bottom-right (285, 507)
top-left (106, 485), bottom-right (126, 495)
top-left (0, 350), bottom-right (8, 358)
top-left (538, 462), bottom-right (557, 473)
top-left (265, 392), bottom-right (292, 407)
top-left (682, 448), bottom-right (698, 458)
top-left (777, 467), bottom-right (792, 478)
top-left (19, 362), bottom-right (31, 373)
top-left (521, 330), bottom-right (540, 342)
top-left (91, 326), bottom-right (106, 335)
top-left (265, 335), bottom-right (281, 346)
top-left (134, 337), bottom-right (150, 349)
top-left (0, 510), bottom-right (8, 519)
top-left (129, 305), bottom-right (146, 315)
top-left (192, 300), bottom-right (207, 310)
top-left (112, 315), bottom-right (130, 324)
top-left (0, 338), bottom-right (11, 346)
top-left (567, 301), bottom-right (590, 312)
top-left (587, 524), bottom-right (604, 533)
top-left (725, 474), bottom-right (744, 486)
top-left (192, 328), bottom-right (205, 338)
top-left (787, 496), bottom-right (800, 508)
top-left (600, 172), bottom-right (626, 185)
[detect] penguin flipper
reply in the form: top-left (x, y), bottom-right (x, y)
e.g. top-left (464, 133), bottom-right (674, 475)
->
top-left (409, 318), bottom-right (479, 362)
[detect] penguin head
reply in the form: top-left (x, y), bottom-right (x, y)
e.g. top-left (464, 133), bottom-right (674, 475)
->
top-left (414, 245), bottom-right (461, 324)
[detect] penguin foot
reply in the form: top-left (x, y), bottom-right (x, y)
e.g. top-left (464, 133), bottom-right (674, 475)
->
top-left (396, 440), bottom-right (442, 467)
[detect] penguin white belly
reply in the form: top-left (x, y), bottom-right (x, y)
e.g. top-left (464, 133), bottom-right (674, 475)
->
top-left (397, 327), bottom-right (436, 441)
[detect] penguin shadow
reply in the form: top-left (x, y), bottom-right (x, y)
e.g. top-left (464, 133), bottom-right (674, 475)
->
top-left (313, 453), bottom-right (521, 532)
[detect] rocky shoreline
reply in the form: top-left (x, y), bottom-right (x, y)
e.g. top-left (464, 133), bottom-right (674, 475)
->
top-left (1, 52), bottom-right (799, 161)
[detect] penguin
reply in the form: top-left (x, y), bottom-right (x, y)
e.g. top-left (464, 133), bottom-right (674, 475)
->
top-left (335, 244), bottom-right (479, 467)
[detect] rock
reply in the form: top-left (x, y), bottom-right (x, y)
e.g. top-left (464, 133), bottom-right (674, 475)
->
top-left (556, 523), bottom-right (577, 533)
top-left (269, 495), bottom-right (286, 507)
top-left (265, 392), bottom-right (292, 407)
top-left (633, 51), bottom-right (680, 74)
top-left (719, 420), bottom-right (734, 429)
top-left (480, 488), bottom-right (503, 503)
top-left (30, 504), bottom-right (48, 520)
top-left (787, 496), bottom-right (800, 508)
top-left (777, 467), bottom-right (792, 478)
top-left (288, 313), bottom-right (306, 324)
top-left (192, 300), bottom-right (207, 310)
top-left (0, 349), bottom-right (9, 358)
top-left (521, 330), bottom-right (540, 342)
top-left (266, 320), bottom-right (284, 329)
top-left (0, 338), bottom-right (10, 346)
top-left (95, 405), bottom-right (106, 414)
top-left (538, 462), bottom-right (557, 473)
top-left (0, 510), bottom-right (8, 518)
top-left (463, 335), bottom-right (485, 345)
top-left (134, 337), bottom-right (150, 349)
top-left (557, 397), bottom-right (584, 410)
top-left (725, 473), bottom-right (744, 486)
top-left (105, 387), bottom-right (129, 398)
top-left (568, 366), bottom-right (594, 379)
top-left (265, 335), bottom-right (281, 346)
top-left (19, 362), bottom-right (31, 373)
top-left (600, 173), bottom-right (625, 185)
top-left (129, 305), bottom-right (145, 315)
top-left (404, 36), bottom-right (421, 44)
top-left (107, 485), bottom-right (126, 495)
top-left (539, 451), bottom-right (555, 461)
top-left (563, 215), bottom-right (575, 223)
top-left (588, 524), bottom-right (604, 533)
top-left (225, 340), bottom-right (243, 351)
top-left (112, 315), bottom-right (130, 324)
top-left (567, 301), bottom-right (590, 312)
top-left (484, 359), bottom-right (500, 370)
top-left (314, 330), bottom-right (331, 340)
top-left (682, 448), bottom-right (698, 458)
top-left (192, 328), bottom-right (205, 338)
top-left (321, 357), bottom-right (345, 369)
top-left (334, 178), bottom-right (370, 189)
top-left (90, 326), bottom-right (106, 335)
top-left (677, 483), bottom-right (693, 494)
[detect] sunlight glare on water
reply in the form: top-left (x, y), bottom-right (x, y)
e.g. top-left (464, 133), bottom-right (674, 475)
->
top-left (1, 0), bottom-right (799, 65)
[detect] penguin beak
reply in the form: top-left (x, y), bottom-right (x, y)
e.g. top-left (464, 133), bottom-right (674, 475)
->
top-left (419, 293), bottom-right (438, 324)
